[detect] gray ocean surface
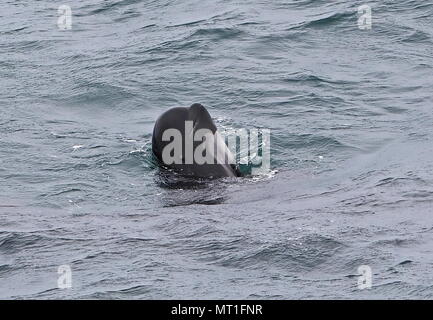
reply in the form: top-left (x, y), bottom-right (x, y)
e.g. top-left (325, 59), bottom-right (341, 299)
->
top-left (1, 0), bottom-right (433, 299)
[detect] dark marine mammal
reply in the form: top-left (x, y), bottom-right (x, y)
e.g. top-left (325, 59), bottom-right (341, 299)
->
top-left (152, 103), bottom-right (240, 178)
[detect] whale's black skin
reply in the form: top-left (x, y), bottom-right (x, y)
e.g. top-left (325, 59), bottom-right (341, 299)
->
top-left (152, 103), bottom-right (240, 178)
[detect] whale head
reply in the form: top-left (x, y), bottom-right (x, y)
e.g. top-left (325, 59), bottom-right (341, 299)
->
top-left (152, 103), bottom-right (240, 178)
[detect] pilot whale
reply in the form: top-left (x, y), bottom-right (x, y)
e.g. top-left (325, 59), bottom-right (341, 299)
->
top-left (152, 103), bottom-right (240, 178)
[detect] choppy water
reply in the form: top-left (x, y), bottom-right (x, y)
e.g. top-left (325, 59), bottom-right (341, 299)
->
top-left (1, 0), bottom-right (433, 299)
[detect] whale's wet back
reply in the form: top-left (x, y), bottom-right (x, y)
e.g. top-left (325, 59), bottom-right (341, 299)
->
top-left (152, 103), bottom-right (240, 179)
